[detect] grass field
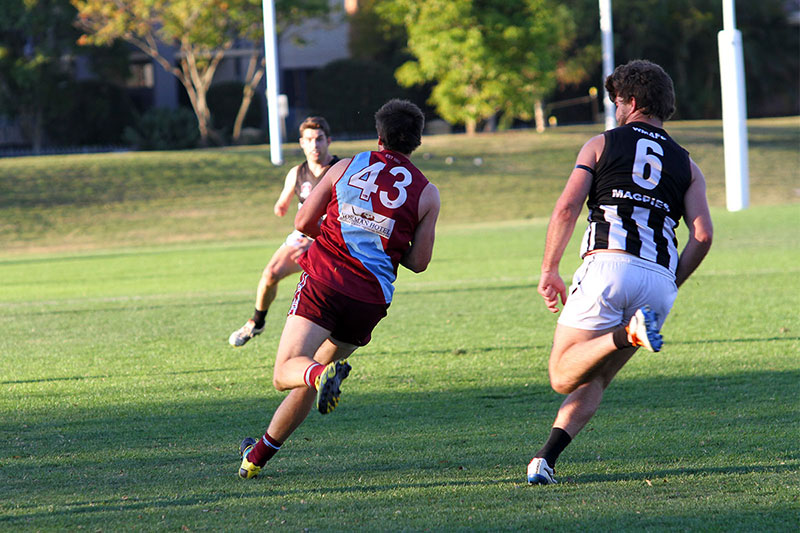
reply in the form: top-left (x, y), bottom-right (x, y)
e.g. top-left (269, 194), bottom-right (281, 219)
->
top-left (1, 118), bottom-right (799, 531)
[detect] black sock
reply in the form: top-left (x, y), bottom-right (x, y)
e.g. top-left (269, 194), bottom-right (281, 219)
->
top-left (612, 326), bottom-right (632, 350)
top-left (535, 427), bottom-right (572, 468)
top-left (252, 308), bottom-right (267, 328)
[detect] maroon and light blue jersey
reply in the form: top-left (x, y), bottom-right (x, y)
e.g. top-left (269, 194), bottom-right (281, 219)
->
top-left (298, 150), bottom-right (429, 304)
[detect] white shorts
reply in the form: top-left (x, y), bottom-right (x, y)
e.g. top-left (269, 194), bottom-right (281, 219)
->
top-left (283, 230), bottom-right (313, 249)
top-left (557, 252), bottom-right (678, 331)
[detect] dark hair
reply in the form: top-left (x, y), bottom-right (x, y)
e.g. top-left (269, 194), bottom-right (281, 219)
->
top-left (299, 116), bottom-right (331, 138)
top-left (605, 60), bottom-right (676, 121)
top-left (374, 99), bottom-right (425, 154)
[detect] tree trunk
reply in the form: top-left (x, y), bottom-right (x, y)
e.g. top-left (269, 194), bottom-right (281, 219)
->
top-left (465, 118), bottom-right (477, 136)
top-left (195, 90), bottom-right (213, 146)
top-left (534, 99), bottom-right (545, 133)
top-left (32, 108), bottom-right (44, 154)
top-left (177, 41), bottom-right (229, 146)
top-left (177, 74), bottom-right (212, 146)
top-left (232, 52), bottom-right (265, 143)
top-left (482, 113), bottom-right (497, 132)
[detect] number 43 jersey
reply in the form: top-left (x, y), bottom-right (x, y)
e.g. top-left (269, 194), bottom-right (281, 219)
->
top-left (581, 121), bottom-right (692, 276)
top-left (298, 150), bottom-right (429, 305)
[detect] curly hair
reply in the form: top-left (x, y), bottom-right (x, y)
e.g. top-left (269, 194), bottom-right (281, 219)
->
top-left (375, 99), bottom-right (425, 155)
top-left (605, 60), bottom-right (676, 121)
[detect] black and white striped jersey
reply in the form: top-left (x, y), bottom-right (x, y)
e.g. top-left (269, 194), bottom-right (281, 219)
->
top-left (580, 122), bottom-right (692, 276)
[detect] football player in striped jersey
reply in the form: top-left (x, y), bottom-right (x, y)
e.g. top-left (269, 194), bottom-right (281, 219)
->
top-left (527, 60), bottom-right (713, 485)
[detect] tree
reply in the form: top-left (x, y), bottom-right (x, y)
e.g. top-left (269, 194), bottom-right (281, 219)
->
top-left (348, 0), bottom-right (408, 66)
top-left (346, 0), bottom-right (435, 122)
top-left (227, 0), bottom-right (330, 143)
top-left (72, 0), bottom-right (331, 146)
top-left (563, 0), bottom-right (799, 120)
top-left (0, 0), bottom-right (82, 152)
top-left (378, 0), bottom-right (575, 134)
top-left (307, 58), bottom-right (408, 134)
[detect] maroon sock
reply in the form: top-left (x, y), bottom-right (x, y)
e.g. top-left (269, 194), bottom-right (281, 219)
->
top-left (304, 362), bottom-right (326, 390)
top-left (247, 433), bottom-right (283, 467)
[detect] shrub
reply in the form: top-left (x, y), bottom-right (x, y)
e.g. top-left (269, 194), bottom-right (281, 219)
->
top-left (307, 59), bottom-right (412, 135)
top-left (123, 107), bottom-right (200, 150)
top-left (46, 80), bottom-right (137, 146)
top-left (207, 81), bottom-right (263, 140)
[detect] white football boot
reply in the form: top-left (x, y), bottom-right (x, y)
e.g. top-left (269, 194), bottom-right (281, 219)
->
top-left (527, 457), bottom-right (557, 485)
top-left (228, 320), bottom-right (265, 347)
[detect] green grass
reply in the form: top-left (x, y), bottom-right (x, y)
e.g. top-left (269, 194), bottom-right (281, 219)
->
top-left (1, 118), bottom-right (799, 531)
top-left (1, 116), bottom-right (798, 252)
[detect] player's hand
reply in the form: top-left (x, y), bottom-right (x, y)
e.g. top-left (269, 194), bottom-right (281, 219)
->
top-left (274, 203), bottom-right (288, 217)
top-left (538, 271), bottom-right (567, 313)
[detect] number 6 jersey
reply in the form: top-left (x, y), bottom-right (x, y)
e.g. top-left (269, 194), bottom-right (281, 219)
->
top-left (581, 121), bottom-right (692, 277)
top-left (298, 150), bottom-right (429, 305)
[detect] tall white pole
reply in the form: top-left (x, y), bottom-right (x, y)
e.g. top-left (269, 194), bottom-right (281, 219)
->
top-left (718, 0), bottom-right (749, 211)
top-left (262, 0), bottom-right (283, 165)
top-left (599, 0), bottom-right (616, 130)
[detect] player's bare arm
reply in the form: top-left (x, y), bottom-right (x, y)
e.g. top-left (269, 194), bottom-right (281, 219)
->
top-left (538, 135), bottom-right (603, 313)
top-left (401, 183), bottom-right (440, 273)
top-left (274, 166), bottom-right (300, 217)
top-left (294, 158), bottom-right (350, 238)
top-left (675, 159), bottom-right (713, 287)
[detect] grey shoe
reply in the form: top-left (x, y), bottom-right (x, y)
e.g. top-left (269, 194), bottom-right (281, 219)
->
top-left (228, 320), bottom-right (265, 347)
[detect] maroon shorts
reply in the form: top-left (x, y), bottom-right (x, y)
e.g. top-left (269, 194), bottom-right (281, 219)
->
top-left (288, 272), bottom-right (388, 346)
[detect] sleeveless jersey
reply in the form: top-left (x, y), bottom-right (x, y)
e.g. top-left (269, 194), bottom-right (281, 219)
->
top-left (298, 150), bottom-right (429, 305)
top-left (581, 122), bottom-right (691, 276)
top-left (294, 156), bottom-right (339, 205)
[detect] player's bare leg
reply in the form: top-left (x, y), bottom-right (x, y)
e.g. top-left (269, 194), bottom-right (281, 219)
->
top-left (266, 338), bottom-right (345, 440)
top-left (239, 325), bottom-right (355, 479)
top-left (529, 326), bottom-right (637, 485)
top-left (229, 242), bottom-right (306, 347)
top-left (272, 316), bottom-right (350, 389)
top-left (547, 324), bottom-right (621, 394)
top-left (255, 245), bottom-right (305, 312)
top-left (552, 345), bottom-right (636, 436)
top-left (547, 307), bottom-right (660, 395)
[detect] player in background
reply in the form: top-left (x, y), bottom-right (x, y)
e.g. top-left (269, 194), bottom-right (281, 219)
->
top-left (527, 60), bottom-right (713, 484)
top-left (237, 99), bottom-right (440, 479)
top-left (228, 116), bottom-right (340, 347)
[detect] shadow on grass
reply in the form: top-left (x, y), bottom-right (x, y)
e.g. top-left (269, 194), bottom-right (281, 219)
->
top-left (0, 476), bottom-right (519, 520)
top-left (0, 344), bottom-right (546, 386)
top-left (0, 365), bottom-right (246, 385)
top-left (5, 369), bottom-right (798, 457)
top-left (564, 462), bottom-right (799, 485)
top-left (2, 369), bottom-right (798, 528)
top-left (672, 336), bottom-right (800, 345)
top-left (4, 332), bottom-right (797, 386)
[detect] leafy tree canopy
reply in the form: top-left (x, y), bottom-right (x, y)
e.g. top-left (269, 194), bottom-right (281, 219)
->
top-left (0, 0), bottom-right (83, 150)
top-left (563, 0), bottom-right (799, 119)
top-left (72, 0), bottom-right (331, 145)
top-left (378, 0), bottom-right (576, 133)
